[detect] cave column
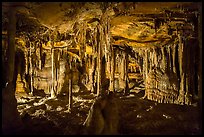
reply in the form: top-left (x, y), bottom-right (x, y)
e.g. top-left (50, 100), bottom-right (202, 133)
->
top-left (109, 46), bottom-right (115, 92)
top-left (51, 44), bottom-right (56, 98)
top-left (167, 45), bottom-right (173, 74)
top-left (142, 49), bottom-right (146, 80)
top-left (149, 49), bottom-right (153, 71)
top-left (172, 44), bottom-right (177, 74)
top-left (177, 33), bottom-right (185, 104)
top-left (90, 56), bottom-right (95, 92)
top-left (104, 17), bottom-right (115, 92)
top-left (25, 49), bottom-right (29, 74)
top-left (29, 42), bottom-right (34, 95)
top-left (53, 49), bottom-right (60, 95)
top-left (161, 46), bottom-right (167, 73)
top-left (143, 49), bottom-right (149, 99)
top-left (97, 25), bottom-right (102, 96)
top-left (39, 42), bottom-right (42, 70)
top-left (118, 51), bottom-right (123, 89)
top-left (68, 56), bottom-right (73, 111)
top-left (118, 50), bottom-right (129, 94)
top-left (2, 3), bottom-right (23, 133)
top-left (145, 49), bottom-right (148, 79)
top-left (124, 50), bottom-right (129, 95)
top-left (23, 48), bottom-right (30, 93)
top-left (78, 23), bottom-right (87, 90)
top-left (79, 23), bottom-right (86, 63)
top-left (90, 28), bottom-right (97, 93)
top-left (198, 5), bottom-right (202, 100)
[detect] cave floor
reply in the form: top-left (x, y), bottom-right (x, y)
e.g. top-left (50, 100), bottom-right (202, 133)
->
top-left (14, 90), bottom-right (202, 135)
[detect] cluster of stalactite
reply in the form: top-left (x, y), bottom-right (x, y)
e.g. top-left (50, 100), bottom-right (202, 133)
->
top-left (143, 33), bottom-right (200, 105)
top-left (86, 20), bottom-right (108, 95)
top-left (81, 14), bottom-right (115, 95)
top-left (13, 30), bottom-right (76, 101)
top-left (128, 50), bottom-right (143, 74)
top-left (84, 15), bottom-right (132, 95)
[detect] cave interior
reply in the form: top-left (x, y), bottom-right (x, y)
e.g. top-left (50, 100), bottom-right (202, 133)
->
top-left (2, 2), bottom-right (202, 135)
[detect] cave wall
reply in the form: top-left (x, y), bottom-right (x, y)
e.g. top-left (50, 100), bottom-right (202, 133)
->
top-left (144, 35), bottom-right (200, 105)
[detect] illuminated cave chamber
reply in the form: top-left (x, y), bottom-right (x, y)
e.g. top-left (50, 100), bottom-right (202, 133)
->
top-left (2, 2), bottom-right (202, 133)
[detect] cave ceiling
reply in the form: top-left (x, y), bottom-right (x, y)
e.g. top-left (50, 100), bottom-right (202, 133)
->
top-left (2, 2), bottom-right (201, 50)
